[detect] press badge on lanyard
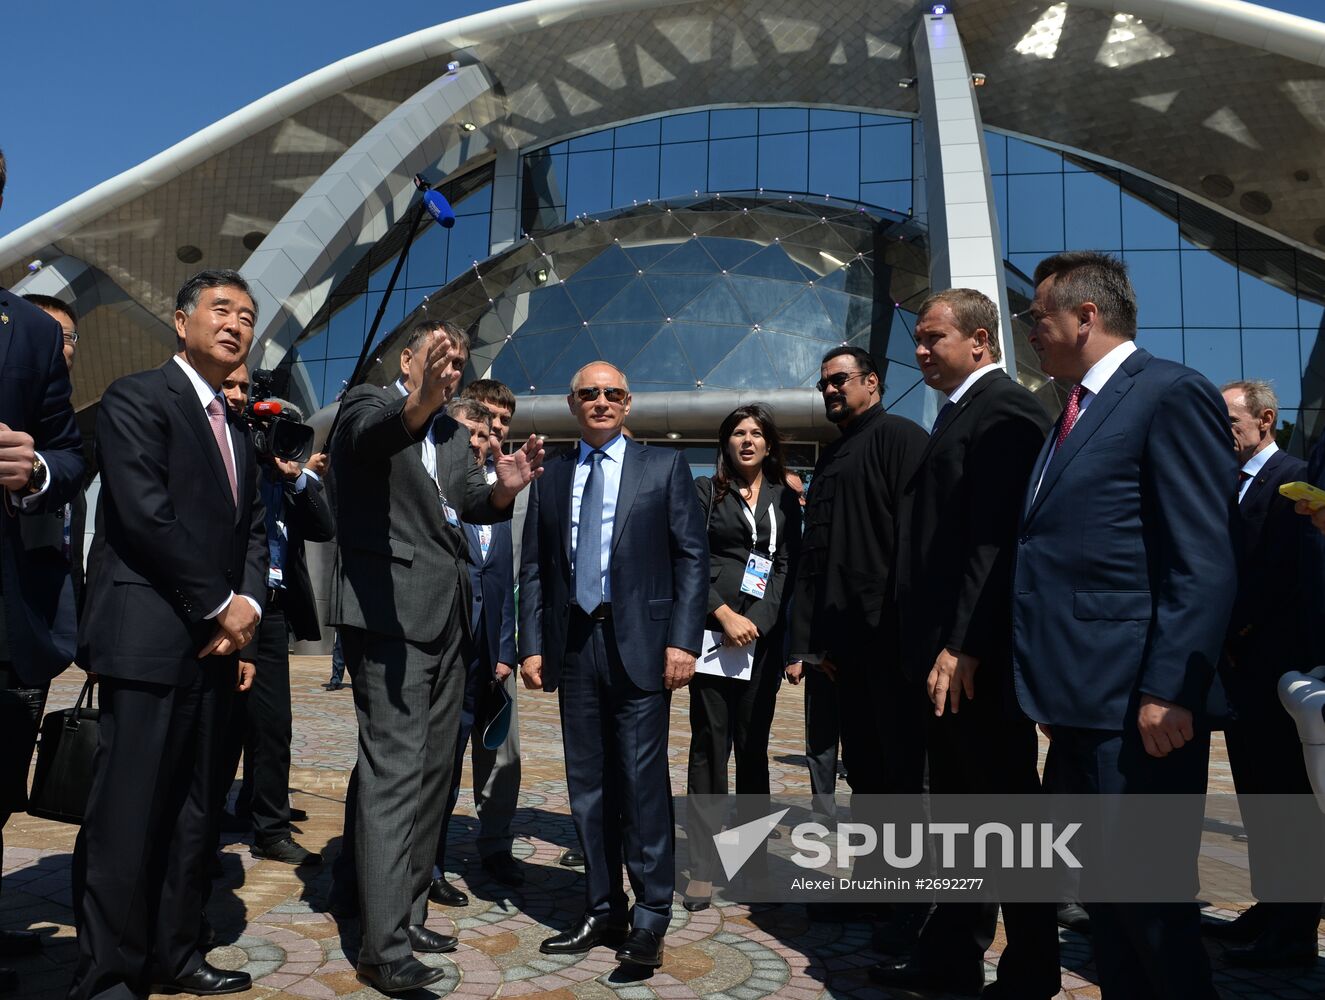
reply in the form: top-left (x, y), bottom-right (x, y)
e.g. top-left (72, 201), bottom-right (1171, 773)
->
top-left (439, 490), bottom-right (461, 528)
top-left (738, 499), bottom-right (777, 598)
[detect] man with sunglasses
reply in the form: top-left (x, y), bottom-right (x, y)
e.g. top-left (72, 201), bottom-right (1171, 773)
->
top-left (519, 361), bottom-right (707, 970)
top-left (789, 347), bottom-right (929, 941)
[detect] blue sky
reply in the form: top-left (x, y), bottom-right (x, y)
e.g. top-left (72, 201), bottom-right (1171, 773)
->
top-left (0, 1), bottom-right (1320, 233)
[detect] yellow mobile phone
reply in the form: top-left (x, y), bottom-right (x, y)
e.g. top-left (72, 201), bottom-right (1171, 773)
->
top-left (1279, 481), bottom-right (1325, 510)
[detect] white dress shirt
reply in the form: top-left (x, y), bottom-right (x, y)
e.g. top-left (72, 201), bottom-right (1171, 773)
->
top-left (1034, 339), bottom-right (1138, 500)
top-left (172, 356), bottom-right (260, 621)
top-left (1238, 440), bottom-right (1279, 504)
top-left (571, 432), bottom-right (627, 603)
top-left (946, 363), bottom-right (999, 405)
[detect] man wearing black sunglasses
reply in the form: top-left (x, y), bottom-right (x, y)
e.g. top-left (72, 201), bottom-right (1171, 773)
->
top-left (791, 346), bottom-right (929, 791)
top-left (519, 360), bottom-right (707, 970)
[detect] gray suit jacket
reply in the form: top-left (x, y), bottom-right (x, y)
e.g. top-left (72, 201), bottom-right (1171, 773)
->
top-left (328, 384), bottom-right (510, 644)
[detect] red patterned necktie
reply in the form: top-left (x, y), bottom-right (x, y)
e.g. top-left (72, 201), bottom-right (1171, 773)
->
top-left (206, 396), bottom-right (239, 504)
top-left (1055, 383), bottom-right (1086, 450)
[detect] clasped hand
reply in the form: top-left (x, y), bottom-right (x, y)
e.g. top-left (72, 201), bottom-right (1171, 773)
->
top-left (198, 597), bottom-right (260, 659)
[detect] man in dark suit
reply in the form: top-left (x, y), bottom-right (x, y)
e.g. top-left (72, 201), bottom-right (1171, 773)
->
top-left (1205, 379), bottom-right (1323, 966)
top-left (213, 362), bottom-right (334, 866)
top-left (328, 320), bottom-right (542, 995)
top-left (0, 149), bottom-right (85, 997)
top-left (519, 360), bottom-right (707, 969)
top-left (874, 289), bottom-right (1058, 998)
top-left (20, 295), bottom-right (86, 610)
top-left (1012, 251), bottom-right (1238, 1000)
top-left (429, 398), bottom-right (519, 906)
top-left (71, 269), bottom-right (267, 999)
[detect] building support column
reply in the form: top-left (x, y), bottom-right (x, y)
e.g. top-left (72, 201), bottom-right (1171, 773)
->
top-left (911, 9), bottom-right (1015, 383)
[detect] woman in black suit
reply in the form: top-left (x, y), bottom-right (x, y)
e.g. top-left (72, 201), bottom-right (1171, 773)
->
top-left (684, 403), bottom-right (801, 909)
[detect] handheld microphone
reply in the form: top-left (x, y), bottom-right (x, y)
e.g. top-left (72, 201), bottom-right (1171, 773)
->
top-left (251, 400), bottom-right (283, 417)
top-left (414, 173), bottom-right (456, 229)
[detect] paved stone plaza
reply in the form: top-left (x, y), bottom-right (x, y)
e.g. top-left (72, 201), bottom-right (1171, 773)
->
top-left (5, 657), bottom-right (1323, 999)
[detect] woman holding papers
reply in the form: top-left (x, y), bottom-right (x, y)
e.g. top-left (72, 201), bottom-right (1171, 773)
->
top-left (684, 404), bottom-right (802, 910)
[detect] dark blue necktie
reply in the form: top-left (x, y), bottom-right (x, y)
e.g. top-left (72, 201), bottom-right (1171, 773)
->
top-left (575, 449), bottom-right (605, 611)
top-left (931, 401), bottom-right (957, 437)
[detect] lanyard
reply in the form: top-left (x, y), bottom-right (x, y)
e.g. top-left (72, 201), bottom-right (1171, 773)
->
top-left (737, 492), bottom-right (777, 557)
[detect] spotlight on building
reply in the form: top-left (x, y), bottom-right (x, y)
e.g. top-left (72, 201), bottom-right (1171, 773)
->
top-left (931, 3), bottom-right (950, 15)
top-left (971, 72), bottom-right (987, 86)
top-left (534, 267), bottom-right (549, 284)
top-left (460, 122), bottom-right (477, 132)
top-left (665, 432), bottom-right (682, 440)
top-left (445, 60), bottom-right (461, 75)
top-left (26, 259), bottom-right (43, 273)
top-left (899, 77), bottom-right (917, 89)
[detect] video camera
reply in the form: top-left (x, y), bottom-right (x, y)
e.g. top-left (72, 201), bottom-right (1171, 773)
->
top-left (245, 369), bottom-right (315, 463)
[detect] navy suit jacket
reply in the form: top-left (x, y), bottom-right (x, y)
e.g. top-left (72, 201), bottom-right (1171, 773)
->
top-left (465, 517), bottom-right (516, 671)
top-left (0, 289), bottom-right (84, 685)
top-left (519, 439), bottom-right (708, 692)
top-left (1011, 347), bottom-right (1239, 731)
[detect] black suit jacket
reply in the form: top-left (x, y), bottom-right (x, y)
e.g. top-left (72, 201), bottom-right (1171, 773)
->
top-left (264, 471), bottom-right (335, 642)
top-left (465, 517), bottom-right (517, 670)
top-left (1225, 448), bottom-right (1308, 689)
top-left (519, 439), bottom-right (708, 692)
top-left (896, 369), bottom-right (1050, 683)
top-left (79, 360), bottom-right (267, 685)
top-left (694, 476), bottom-right (800, 637)
top-left (0, 290), bottom-right (85, 685)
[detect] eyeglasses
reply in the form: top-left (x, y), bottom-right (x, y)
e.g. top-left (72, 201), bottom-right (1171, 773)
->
top-left (63, 330), bottom-right (79, 346)
top-left (574, 386), bottom-right (628, 403)
top-left (815, 371), bottom-right (868, 393)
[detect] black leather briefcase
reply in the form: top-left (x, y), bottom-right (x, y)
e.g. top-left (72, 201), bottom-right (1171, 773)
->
top-left (27, 678), bottom-right (99, 825)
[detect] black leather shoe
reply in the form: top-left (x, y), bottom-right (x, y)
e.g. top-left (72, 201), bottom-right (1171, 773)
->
top-left (560, 847), bottom-right (585, 867)
top-left (356, 956), bottom-right (447, 994)
top-left (868, 959), bottom-right (982, 997)
top-left (429, 876), bottom-right (469, 906)
top-left (406, 924), bottom-right (458, 953)
top-left (540, 914), bottom-right (628, 954)
top-left (0, 930), bottom-right (41, 957)
top-left (251, 837), bottom-right (322, 866)
top-left (615, 928), bottom-right (664, 968)
top-left (152, 962), bottom-right (252, 995)
top-left (1201, 904), bottom-right (1264, 941)
top-left (289, 806), bottom-right (308, 822)
top-left (481, 851), bottom-right (525, 886)
top-left (1222, 929), bottom-right (1319, 968)
top-left (1056, 901), bottom-right (1092, 934)
top-left (682, 895), bottom-right (711, 912)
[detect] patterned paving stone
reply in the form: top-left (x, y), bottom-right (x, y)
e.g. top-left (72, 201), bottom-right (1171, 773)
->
top-left (3, 656), bottom-right (1322, 999)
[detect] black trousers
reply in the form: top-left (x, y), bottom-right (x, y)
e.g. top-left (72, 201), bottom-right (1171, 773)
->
top-left (218, 606), bottom-right (293, 845)
top-left (834, 654), bottom-right (927, 795)
top-left (1047, 725), bottom-right (1217, 1000)
top-left (686, 634), bottom-right (782, 882)
top-left (803, 664), bottom-right (840, 813)
top-left (1225, 681), bottom-right (1325, 942)
top-left (0, 663), bottom-right (49, 902)
top-left (559, 612), bottom-right (673, 934)
top-left (909, 673), bottom-right (1061, 997)
top-left (69, 661), bottom-right (233, 1000)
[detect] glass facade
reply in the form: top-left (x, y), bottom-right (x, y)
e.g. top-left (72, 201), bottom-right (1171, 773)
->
top-left (284, 104), bottom-right (1325, 452)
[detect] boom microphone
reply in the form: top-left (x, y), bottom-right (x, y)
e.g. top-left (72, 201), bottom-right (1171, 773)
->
top-left (414, 173), bottom-right (456, 228)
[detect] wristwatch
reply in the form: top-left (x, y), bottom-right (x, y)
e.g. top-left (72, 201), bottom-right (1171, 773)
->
top-left (25, 454), bottom-right (48, 495)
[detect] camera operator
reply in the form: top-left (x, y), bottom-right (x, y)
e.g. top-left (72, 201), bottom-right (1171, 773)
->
top-left (217, 362), bottom-right (333, 865)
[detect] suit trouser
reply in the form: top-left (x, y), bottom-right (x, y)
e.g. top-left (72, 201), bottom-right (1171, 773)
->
top-left (1047, 725), bottom-right (1216, 1000)
top-left (0, 663), bottom-right (49, 900)
top-left (909, 680), bottom-right (1061, 997)
top-left (686, 635), bottom-right (782, 882)
top-left (436, 670), bottom-right (523, 865)
top-left (803, 665), bottom-right (840, 811)
top-left (342, 599), bottom-right (466, 965)
top-left (217, 606), bottom-right (293, 845)
top-left (558, 612), bottom-right (673, 934)
top-left (1224, 687), bottom-right (1325, 941)
top-left (69, 663), bottom-right (231, 1000)
top-left (835, 656), bottom-right (926, 795)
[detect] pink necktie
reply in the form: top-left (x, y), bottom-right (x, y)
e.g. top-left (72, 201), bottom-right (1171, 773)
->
top-left (207, 396), bottom-right (239, 504)
top-left (1055, 383), bottom-right (1086, 450)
